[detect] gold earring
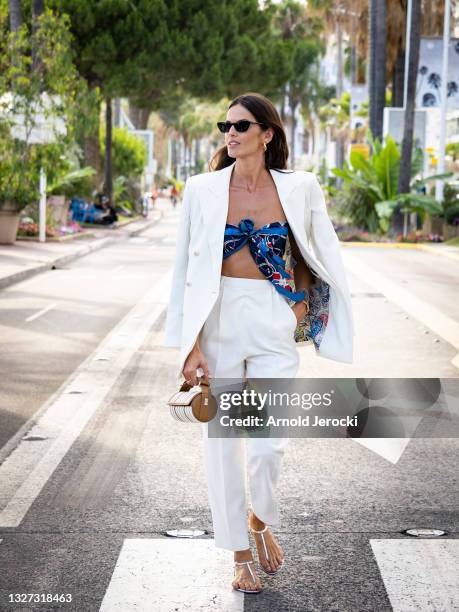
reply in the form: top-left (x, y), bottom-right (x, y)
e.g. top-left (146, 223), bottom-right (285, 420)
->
top-left (263, 142), bottom-right (267, 152)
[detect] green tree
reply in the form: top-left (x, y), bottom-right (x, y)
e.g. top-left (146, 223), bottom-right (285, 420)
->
top-left (0, 7), bottom-right (82, 210)
top-left (49, 0), bottom-right (292, 198)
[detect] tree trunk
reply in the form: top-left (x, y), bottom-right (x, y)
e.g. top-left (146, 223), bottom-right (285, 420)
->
top-left (391, 48), bottom-right (405, 107)
top-left (9, 0), bottom-right (22, 32)
top-left (104, 98), bottom-right (113, 203)
top-left (369, 0), bottom-right (387, 140)
top-left (182, 135), bottom-right (189, 180)
top-left (9, 0), bottom-right (22, 83)
top-left (84, 133), bottom-right (104, 191)
top-left (336, 19), bottom-right (344, 97)
top-left (336, 135), bottom-right (345, 174)
top-left (82, 95), bottom-right (103, 190)
top-left (336, 18), bottom-right (345, 181)
top-left (128, 101), bottom-right (151, 130)
top-left (395, 0), bottom-right (421, 232)
top-left (31, 0), bottom-right (44, 73)
top-left (307, 116), bottom-right (316, 158)
top-left (350, 13), bottom-right (358, 84)
top-left (171, 138), bottom-right (178, 179)
top-left (194, 139), bottom-right (200, 172)
top-left (280, 84), bottom-right (287, 122)
top-left (290, 98), bottom-right (297, 168)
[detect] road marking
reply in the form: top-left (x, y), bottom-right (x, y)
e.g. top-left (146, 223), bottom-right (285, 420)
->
top-left (99, 539), bottom-right (243, 612)
top-left (345, 252), bottom-right (459, 370)
top-left (352, 438), bottom-right (411, 465)
top-left (344, 254), bottom-right (457, 464)
top-left (371, 539), bottom-right (459, 612)
top-left (25, 303), bottom-right (57, 322)
top-left (417, 244), bottom-right (459, 262)
top-left (0, 273), bottom-right (171, 528)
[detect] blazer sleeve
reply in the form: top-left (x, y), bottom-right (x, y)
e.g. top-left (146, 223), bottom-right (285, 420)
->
top-left (163, 178), bottom-right (192, 347)
top-left (308, 173), bottom-right (356, 336)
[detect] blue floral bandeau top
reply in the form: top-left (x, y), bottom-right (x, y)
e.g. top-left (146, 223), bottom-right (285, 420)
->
top-left (223, 218), bottom-right (306, 302)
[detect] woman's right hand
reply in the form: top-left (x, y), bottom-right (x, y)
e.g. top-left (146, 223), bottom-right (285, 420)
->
top-left (182, 345), bottom-right (211, 387)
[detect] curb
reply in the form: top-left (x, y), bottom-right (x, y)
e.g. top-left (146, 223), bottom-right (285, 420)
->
top-left (0, 211), bottom-right (163, 292)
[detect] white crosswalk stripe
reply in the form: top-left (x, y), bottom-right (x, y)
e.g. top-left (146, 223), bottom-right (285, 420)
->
top-left (99, 539), bottom-right (244, 612)
top-left (371, 539), bottom-right (459, 611)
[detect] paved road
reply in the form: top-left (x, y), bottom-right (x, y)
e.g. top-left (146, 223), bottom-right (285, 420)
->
top-left (0, 200), bottom-right (457, 611)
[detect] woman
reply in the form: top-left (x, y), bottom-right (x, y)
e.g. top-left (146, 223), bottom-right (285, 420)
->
top-left (164, 92), bottom-right (354, 594)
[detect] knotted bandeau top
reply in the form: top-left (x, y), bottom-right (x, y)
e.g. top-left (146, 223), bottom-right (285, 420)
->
top-left (222, 218), bottom-right (306, 302)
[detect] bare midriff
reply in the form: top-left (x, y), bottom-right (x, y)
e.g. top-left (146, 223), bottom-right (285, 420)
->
top-left (221, 177), bottom-right (288, 280)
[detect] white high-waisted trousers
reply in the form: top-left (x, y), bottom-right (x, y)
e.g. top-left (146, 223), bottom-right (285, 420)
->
top-left (199, 274), bottom-right (300, 551)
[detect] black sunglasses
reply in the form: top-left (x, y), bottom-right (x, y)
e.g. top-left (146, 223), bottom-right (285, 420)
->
top-left (217, 120), bottom-right (266, 133)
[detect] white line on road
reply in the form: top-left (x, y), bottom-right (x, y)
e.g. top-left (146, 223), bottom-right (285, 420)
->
top-left (345, 252), bottom-right (459, 369)
top-left (99, 539), bottom-right (243, 612)
top-left (344, 253), bottom-right (459, 463)
top-left (25, 303), bottom-right (57, 322)
top-left (0, 273), bottom-right (172, 528)
top-left (371, 539), bottom-right (459, 611)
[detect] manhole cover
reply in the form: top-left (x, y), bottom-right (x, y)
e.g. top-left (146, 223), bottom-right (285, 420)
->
top-left (165, 529), bottom-right (206, 538)
top-left (405, 528), bottom-right (446, 537)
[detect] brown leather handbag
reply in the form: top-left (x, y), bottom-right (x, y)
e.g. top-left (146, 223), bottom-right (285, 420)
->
top-left (167, 378), bottom-right (217, 423)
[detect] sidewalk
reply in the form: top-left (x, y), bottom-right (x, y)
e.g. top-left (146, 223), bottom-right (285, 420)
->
top-left (0, 208), bottom-right (163, 291)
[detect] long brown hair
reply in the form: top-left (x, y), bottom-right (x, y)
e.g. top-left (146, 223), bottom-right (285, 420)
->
top-left (209, 92), bottom-right (290, 172)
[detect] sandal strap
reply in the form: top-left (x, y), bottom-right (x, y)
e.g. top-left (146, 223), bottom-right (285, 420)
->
top-left (234, 560), bottom-right (256, 583)
top-left (250, 525), bottom-right (269, 534)
top-left (250, 525), bottom-right (270, 563)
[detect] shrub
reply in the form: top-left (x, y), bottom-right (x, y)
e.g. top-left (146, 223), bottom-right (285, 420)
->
top-left (100, 127), bottom-right (147, 179)
top-left (445, 204), bottom-right (459, 226)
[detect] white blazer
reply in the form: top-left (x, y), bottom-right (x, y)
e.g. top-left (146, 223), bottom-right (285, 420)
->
top-left (164, 161), bottom-right (355, 381)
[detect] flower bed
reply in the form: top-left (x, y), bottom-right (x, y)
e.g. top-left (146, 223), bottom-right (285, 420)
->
top-left (17, 220), bottom-right (86, 239)
top-left (336, 226), bottom-right (444, 243)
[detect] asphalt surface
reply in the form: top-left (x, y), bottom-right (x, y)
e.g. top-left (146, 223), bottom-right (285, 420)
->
top-left (0, 200), bottom-right (458, 611)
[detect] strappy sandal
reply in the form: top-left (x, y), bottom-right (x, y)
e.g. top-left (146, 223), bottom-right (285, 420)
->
top-left (249, 525), bottom-right (285, 576)
top-left (233, 560), bottom-right (262, 594)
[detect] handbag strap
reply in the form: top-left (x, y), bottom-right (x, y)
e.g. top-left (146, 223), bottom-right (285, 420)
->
top-left (179, 376), bottom-right (208, 391)
top-left (179, 377), bottom-right (210, 412)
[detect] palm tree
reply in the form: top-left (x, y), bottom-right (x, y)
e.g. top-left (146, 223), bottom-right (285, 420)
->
top-left (309, 0), bottom-right (367, 168)
top-left (272, 1), bottom-right (324, 165)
